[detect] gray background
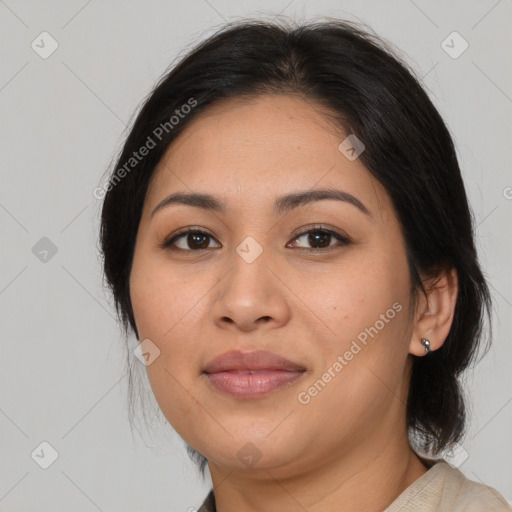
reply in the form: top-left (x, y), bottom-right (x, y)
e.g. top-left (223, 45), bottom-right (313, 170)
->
top-left (0, 0), bottom-right (511, 510)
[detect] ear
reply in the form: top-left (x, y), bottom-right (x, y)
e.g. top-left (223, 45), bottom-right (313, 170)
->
top-left (409, 267), bottom-right (458, 357)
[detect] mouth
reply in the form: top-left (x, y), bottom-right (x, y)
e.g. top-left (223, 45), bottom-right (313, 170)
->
top-left (203, 350), bottom-right (307, 399)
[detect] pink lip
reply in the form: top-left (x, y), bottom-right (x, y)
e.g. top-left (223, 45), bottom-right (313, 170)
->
top-left (203, 350), bottom-right (306, 398)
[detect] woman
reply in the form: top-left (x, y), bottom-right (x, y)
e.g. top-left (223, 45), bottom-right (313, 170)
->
top-left (99, 18), bottom-right (511, 511)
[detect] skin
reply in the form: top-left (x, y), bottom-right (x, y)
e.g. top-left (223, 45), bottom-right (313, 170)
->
top-left (129, 94), bottom-right (458, 511)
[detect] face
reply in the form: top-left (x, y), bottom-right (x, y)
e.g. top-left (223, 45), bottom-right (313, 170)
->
top-left (129, 94), bottom-right (416, 477)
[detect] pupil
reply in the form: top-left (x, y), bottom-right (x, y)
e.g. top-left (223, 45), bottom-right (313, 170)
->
top-left (309, 231), bottom-right (330, 248)
top-left (189, 233), bottom-right (208, 249)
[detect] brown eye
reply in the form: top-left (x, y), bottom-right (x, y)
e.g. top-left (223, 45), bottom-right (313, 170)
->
top-left (163, 229), bottom-right (221, 251)
top-left (288, 228), bottom-right (350, 250)
top-left (162, 226), bottom-right (349, 252)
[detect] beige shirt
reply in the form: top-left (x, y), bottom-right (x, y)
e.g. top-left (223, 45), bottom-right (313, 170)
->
top-left (197, 461), bottom-right (511, 511)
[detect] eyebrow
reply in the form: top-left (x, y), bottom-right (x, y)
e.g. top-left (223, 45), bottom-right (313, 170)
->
top-left (150, 188), bottom-right (371, 218)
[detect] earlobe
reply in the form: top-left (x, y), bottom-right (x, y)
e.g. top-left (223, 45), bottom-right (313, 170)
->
top-left (409, 267), bottom-right (458, 357)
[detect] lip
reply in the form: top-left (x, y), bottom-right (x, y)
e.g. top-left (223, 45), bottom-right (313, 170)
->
top-left (203, 350), bottom-right (306, 399)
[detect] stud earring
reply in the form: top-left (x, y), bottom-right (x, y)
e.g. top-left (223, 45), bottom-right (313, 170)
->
top-left (421, 338), bottom-right (431, 355)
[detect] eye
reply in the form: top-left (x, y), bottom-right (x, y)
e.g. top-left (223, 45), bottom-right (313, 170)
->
top-left (287, 226), bottom-right (350, 250)
top-left (161, 225), bottom-right (350, 252)
top-left (161, 227), bottom-right (221, 251)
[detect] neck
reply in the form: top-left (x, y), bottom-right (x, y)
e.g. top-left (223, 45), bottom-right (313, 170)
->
top-left (208, 429), bottom-right (428, 512)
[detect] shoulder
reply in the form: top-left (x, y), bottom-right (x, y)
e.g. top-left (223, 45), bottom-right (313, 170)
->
top-left (385, 461), bottom-right (511, 512)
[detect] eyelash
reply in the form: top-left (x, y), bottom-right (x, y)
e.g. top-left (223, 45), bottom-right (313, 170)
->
top-left (160, 225), bottom-right (351, 252)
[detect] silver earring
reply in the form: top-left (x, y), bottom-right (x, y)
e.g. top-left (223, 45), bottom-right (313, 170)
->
top-left (421, 338), bottom-right (431, 355)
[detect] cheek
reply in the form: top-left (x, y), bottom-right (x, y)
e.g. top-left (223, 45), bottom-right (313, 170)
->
top-left (296, 243), bottom-right (412, 412)
top-left (129, 256), bottom-right (209, 431)
top-left (304, 248), bottom-right (410, 351)
top-left (129, 249), bottom-right (219, 369)
top-left (130, 250), bottom-right (204, 341)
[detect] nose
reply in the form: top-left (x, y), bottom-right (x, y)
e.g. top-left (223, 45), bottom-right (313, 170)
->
top-left (210, 247), bottom-right (291, 333)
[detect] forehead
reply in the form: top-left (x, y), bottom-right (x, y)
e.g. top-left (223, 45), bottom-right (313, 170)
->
top-left (145, 94), bottom-right (392, 219)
